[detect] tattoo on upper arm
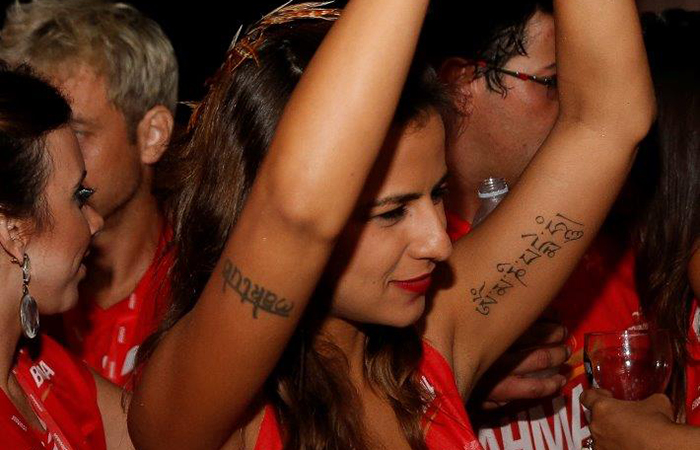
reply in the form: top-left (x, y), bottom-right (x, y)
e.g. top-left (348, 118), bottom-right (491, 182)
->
top-left (470, 213), bottom-right (585, 316)
top-left (222, 259), bottom-right (294, 319)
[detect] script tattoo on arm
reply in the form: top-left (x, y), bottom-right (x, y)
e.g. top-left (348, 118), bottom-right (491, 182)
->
top-left (221, 259), bottom-right (294, 319)
top-left (469, 213), bottom-right (585, 316)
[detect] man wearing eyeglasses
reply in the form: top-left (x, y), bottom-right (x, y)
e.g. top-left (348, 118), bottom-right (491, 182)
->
top-left (426, 1), bottom-right (643, 449)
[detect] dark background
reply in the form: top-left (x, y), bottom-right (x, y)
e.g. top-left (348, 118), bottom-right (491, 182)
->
top-left (0, 0), bottom-right (696, 103)
top-left (0, 0), bottom-right (294, 102)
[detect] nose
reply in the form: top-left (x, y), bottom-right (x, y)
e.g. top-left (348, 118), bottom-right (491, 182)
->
top-left (84, 204), bottom-right (104, 236)
top-left (409, 200), bottom-right (452, 262)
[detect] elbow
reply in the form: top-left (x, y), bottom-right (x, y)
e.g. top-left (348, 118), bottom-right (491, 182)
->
top-left (562, 89), bottom-right (657, 148)
top-left (127, 393), bottom-right (178, 450)
top-left (126, 402), bottom-right (155, 450)
top-left (261, 172), bottom-right (350, 243)
top-left (623, 89), bottom-right (657, 145)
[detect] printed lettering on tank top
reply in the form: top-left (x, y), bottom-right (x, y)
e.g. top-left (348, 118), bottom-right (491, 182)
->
top-left (476, 309), bottom-right (646, 450)
top-left (12, 355), bottom-right (74, 450)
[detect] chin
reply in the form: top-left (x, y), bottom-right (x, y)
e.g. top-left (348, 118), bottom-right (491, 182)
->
top-left (382, 296), bottom-right (426, 328)
top-left (50, 288), bottom-right (80, 315)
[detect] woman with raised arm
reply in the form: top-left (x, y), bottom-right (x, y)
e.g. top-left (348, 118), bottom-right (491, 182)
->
top-left (581, 10), bottom-right (700, 450)
top-left (127, 0), bottom-right (654, 449)
top-left (0, 65), bottom-right (134, 450)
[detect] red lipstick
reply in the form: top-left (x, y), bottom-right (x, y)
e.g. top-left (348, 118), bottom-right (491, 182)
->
top-left (392, 273), bottom-right (432, 295)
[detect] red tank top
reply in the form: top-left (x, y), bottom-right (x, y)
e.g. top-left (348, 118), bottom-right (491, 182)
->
top-left (1, 335), bottom-right (106, 450)
top-left (253, 341), bottom-right (483, 450)
top-left (446, 210), bottom-right (472, 242)
top-left (447, 212), bottom-right (642, 450)
top-left (61, 226), bottom-right (173, 387)
top-left (685, 299), bottom-right (700, 425)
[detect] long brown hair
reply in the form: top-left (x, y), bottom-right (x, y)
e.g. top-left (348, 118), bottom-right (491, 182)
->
top-left (634, 10), bottom-right (700, 416)
top-left (139, 8), bottom-right (454, 450)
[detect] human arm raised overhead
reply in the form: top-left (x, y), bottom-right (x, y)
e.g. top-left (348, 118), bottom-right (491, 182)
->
top-left (127, 1), bottom-right (431, 449)
top-left (424, 0), bottom-right (655, 398)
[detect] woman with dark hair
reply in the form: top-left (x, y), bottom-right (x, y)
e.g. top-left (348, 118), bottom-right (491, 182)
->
top-left (581, 9), bottom-right (700, 450)
top-left (127, 0), bottom-right (654, 449)
top-left (0, 65), bottom-right (134, 449)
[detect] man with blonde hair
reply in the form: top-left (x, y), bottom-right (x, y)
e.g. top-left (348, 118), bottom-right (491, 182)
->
top-left (0, 0), bottom-right (178, 386)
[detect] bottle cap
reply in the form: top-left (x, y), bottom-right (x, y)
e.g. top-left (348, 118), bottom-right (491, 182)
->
top-left (477, 177), bottom-right (509, 199)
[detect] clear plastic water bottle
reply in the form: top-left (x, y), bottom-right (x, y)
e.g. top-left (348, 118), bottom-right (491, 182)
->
top-left (472, 177), bottom-right (509, 227)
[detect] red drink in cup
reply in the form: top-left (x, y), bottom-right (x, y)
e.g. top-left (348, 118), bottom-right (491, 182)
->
top-left (584, 329), bottom-right (672, 401)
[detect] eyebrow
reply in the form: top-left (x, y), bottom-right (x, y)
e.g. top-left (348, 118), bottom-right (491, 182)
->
top-left (369, 172), bottom-right (450, 208)
top-left (70, 117), bottom-right (96, 128)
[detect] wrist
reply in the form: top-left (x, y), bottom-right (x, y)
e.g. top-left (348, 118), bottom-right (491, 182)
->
top-left (657, 422), bottom-right (700, 450)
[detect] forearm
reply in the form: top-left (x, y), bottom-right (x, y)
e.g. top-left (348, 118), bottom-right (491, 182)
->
top-left (555, 0), bottom-right (655, 138)
top-left (660, 423), bottom-right (700, 450)
top-left (265, 0), bottom-right (430, 239)
top-left (443, 1), bottom-right (655, 389)
top-left (128, 1), bottom-right (430, 448)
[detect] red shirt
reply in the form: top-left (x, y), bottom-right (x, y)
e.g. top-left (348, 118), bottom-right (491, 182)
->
top-left (61, 226), bottom-right (173, 387)
top-left (446, 210), bottom-right (473, 242)
top-left (253, 342), bottom-right (484, 450)
top-left (685, 299), bottom-right (700, 425)
top-left (448, 213), bottom-right (642, 450)
top-left (1, 335), bottom-right (106, 450)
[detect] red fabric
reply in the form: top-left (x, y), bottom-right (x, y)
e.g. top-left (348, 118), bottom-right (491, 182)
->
top-left (1, 334), bottom-right (106, 450)
top-left (446, 210), bottom-right (472, 242)
top-left (253, 341), bottom-right (483, 450)
top-left (685, 299), bottom-right (700, 425)
top-left (61, 226), bottom-right (173, 387)
top-left (447, 212), bottom-right (642, 450)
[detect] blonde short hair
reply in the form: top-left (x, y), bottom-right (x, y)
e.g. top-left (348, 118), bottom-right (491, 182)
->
top-left (0, 0), bottom-right (178, 135)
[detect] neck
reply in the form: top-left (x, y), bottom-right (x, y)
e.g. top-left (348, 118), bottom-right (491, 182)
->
top-left (0, 264), bottom-right (24, 391)
top-left (318, 317), bottom-right (368, 383)
top-left (81, 189), bottom-right (163, 309)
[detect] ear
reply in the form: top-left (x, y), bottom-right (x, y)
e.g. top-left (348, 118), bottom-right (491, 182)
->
top-left (0, 215), bottom-right (28, 263)
top-left (136, 105), bottom-right (174, 165)
top-left (437, 57), bottom-right (477, 115)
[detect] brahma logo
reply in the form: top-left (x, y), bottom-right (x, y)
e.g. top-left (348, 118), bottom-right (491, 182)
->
top-left (29, 360), bottom-right (55, 388)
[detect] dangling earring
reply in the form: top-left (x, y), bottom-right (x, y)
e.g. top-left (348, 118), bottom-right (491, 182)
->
top-left (17, 254), bottom-right (39, 339)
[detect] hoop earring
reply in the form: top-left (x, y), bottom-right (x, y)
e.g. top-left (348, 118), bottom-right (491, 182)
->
top-left (18, 254), bottom-right (39, 339)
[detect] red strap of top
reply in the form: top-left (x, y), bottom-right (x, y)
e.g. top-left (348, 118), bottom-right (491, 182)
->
top-left (11, 335), bottom-right (106, 450)
top-left (13, 353), bottom-right (76, 450)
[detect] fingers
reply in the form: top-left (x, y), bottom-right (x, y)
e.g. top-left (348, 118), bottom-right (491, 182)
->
top-left (581, 388), bottom-right (613, 410)
top-left (647, 394), bottom-right (674, 419)
top-left (510, 344), bottom-right (571, 375)
top-left (513, 321), bottom-right (568, 349)
top-left (486, 373), bottom-right (567, 405)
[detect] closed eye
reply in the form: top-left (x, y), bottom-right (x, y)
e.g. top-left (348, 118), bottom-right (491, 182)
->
top-left (376, 206), bottom-right (406, 220)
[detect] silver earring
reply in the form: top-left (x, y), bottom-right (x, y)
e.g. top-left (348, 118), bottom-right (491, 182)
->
top-left (18, 254), bottom-right (39, 339)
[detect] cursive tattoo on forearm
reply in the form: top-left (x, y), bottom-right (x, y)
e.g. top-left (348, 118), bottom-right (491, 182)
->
top-left (222, 259), bottom-right (294, 319)
top-left (470, 213), bottom-right (585, 316)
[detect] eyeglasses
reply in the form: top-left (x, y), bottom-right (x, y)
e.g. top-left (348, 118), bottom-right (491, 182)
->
top-left (473, 60), bottom-right (557, 88)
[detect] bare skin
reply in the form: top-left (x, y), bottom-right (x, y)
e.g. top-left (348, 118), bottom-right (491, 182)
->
top-left (0, 127), bottom-right (133, 450)
top-left (438, 10), bottom-right (569, 408)
top-left (128, 0), bottom-right (654, 449)
top-left (46, 62), bottom-right (172, 311)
